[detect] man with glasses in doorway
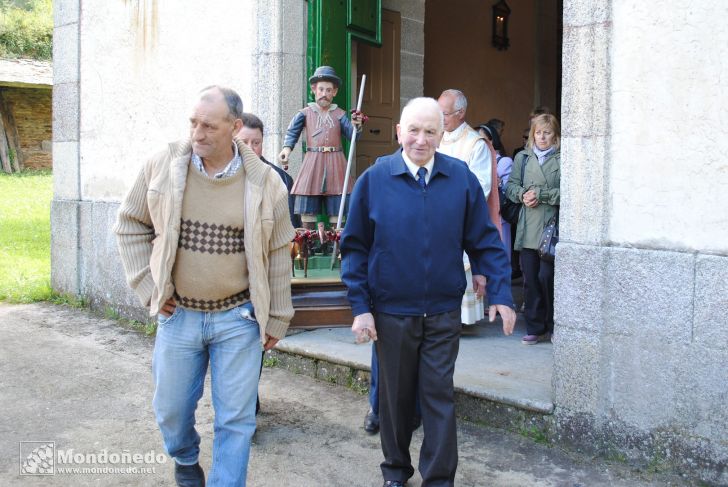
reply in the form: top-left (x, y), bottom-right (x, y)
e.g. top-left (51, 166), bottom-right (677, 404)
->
top-left (437, 88), bottom-right (500, 326)
top-left (437, 89), bottom-right (493, 200)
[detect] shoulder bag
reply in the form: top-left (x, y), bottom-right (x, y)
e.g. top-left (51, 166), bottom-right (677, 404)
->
top-left (499, 154), bottom-right (527, 226)
top-left (538, 209), bottom-right (559, 263)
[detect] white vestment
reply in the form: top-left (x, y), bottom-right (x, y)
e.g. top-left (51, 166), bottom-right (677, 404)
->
top-left (437, 123), bottom-right (493, 325)
top-left (438, 122), bottom-right (492, 199)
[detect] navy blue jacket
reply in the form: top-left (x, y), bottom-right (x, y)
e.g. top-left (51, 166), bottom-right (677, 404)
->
top-left (261, 156), bottom-right (300, 228)
top-left (341, 149), bottom-right (512, 317)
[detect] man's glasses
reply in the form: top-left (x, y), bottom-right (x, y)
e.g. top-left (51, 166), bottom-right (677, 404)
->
top-left (442, 109), bottom-right (462, 117)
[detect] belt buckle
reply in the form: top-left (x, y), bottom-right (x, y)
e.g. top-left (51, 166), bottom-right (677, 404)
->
top-left (322, 147), bottom-right (332, 153)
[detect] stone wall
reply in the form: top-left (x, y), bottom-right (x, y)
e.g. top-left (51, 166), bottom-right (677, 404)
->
top-left (51, 0), bottom-right (81, 296)
top-left (0, 87), bottom-right (52, 170)
top-left (555, 1), bottom-right (728, 483)
top-left (247, 0), bottom-right (307, 180)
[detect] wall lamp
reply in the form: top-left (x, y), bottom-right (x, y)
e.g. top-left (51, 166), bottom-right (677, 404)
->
top-left (492, 0), bottom-right (511, 50)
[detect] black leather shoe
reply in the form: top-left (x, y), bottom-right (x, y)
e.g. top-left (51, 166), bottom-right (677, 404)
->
top-left (383, 481), bottom-right (405, 487)
top-left (174, 462), bottom-right (205, 487)
top-left (364, 408), bottom-right (379, 434)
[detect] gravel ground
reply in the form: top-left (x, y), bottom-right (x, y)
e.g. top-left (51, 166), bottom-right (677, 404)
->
top-left (0, 303), bottom-right (695, 487)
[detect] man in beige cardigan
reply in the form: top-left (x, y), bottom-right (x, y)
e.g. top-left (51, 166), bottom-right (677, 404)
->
top-left (114, 86), bottom-right (294, 487)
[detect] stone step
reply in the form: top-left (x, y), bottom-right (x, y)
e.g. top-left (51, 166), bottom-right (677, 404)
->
top-left (272, 322), bottom-right (555, 434)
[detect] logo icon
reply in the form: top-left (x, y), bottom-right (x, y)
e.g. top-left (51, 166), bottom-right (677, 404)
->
top-left (19, 441), bottom-right (55, 476)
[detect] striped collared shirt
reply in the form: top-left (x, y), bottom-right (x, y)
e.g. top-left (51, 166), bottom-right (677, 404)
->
top-left (191, 143), bottom-right (242, 179)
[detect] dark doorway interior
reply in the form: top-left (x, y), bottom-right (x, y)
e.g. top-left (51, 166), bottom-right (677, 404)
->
top-left (423, 0), bottom-right (562, 158)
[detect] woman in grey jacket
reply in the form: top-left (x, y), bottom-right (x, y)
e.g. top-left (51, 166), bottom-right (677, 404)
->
top-left (505, 114), bottom-right (561, 344)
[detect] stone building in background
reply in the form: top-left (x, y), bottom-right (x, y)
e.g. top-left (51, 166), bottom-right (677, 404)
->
top-left (0, 58), bottom-right (52, 172)
top-left (51, 0), bottom-right (728, 484)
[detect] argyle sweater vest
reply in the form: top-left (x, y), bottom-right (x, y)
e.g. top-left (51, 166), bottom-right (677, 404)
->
top-left (172, 165), bottom-right (249, 311)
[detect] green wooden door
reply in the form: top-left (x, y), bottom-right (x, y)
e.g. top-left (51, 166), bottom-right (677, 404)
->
top-left (307, 0), bottom-right (382, 112)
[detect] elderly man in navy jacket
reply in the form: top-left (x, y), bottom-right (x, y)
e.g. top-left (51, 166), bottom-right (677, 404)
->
top-left (341, 97), bottom-right (516, 487)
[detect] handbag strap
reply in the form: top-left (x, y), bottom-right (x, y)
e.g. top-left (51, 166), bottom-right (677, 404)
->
top-left (518, 152), bottom-right (528, 189)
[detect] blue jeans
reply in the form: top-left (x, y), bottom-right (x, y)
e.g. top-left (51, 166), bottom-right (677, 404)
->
top-left (152, 303), bottom-right (262, 487)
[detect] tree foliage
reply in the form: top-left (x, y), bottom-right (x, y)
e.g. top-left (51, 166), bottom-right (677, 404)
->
top-left (0, 0), bottom-right (52, 60)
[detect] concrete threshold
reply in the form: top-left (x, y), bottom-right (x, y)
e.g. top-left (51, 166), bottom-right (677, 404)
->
top-left (275, 313), bottom-right (554, 423)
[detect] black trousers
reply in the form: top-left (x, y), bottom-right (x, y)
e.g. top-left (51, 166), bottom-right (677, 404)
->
top-left (520, 248), bottom-right (555, 335)
top-left (375, 309), bottom-right (461, 487)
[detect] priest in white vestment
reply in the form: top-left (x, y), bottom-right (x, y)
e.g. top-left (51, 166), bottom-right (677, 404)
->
top-left (437, 89), bottom-right (494, 325)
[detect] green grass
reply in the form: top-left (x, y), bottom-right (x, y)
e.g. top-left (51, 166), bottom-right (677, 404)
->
top-left (263, 355), bottom-right (280, 368)
top-left (0, 169), bottom-right (52, 302)
top-left (517, 424), bottom-right (550, 445)
top-left (346, 375), bottom-right (369, 396)
top-left (126, 318), bottom-right (157, 337)
top-left (104, 306), bottom-right (121, 320)
top-left (104, 306), bottom-right (158, 336)
top-left (47, 292), bottom-right (87, 308)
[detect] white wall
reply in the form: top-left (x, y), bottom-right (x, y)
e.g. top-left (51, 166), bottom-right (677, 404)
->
top-left (51, 0), bottom-right (306, 302)
top-left (79, 0), bottom-right (257, 201)
top-left (609, 0), bottom-right (728, 254)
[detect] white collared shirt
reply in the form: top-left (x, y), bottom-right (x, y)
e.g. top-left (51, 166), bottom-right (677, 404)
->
top-left (402, 151), bottom-right (434, 185)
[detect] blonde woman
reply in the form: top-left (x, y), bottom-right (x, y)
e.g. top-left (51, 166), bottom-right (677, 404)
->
top-left (505, 114), bottom-right (560, 345)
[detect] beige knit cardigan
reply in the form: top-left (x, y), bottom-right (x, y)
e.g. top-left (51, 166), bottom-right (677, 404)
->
top-left (113, 139), bottom-right (295, 342)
